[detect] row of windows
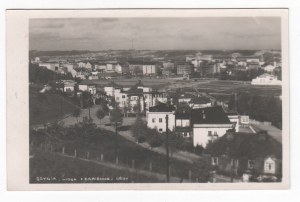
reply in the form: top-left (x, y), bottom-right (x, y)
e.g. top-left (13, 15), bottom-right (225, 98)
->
top-left (152, 118), bottom-right (163, 123)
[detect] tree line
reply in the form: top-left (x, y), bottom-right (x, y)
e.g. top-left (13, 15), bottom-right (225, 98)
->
top-left (228, 93), bottom-right (282, 129)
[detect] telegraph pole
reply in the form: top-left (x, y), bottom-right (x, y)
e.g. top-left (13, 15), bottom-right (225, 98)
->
top-left (165, 114), bottom-right (170, 182)
top-left (88, 97), bottom-right (91, 121)
top-left (234, 92), bottom-right (238, 114)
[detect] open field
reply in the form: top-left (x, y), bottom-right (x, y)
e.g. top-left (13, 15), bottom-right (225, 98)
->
top-left (29, 84), bottom-right (78, 125)
top-left (194, 80), bottom-right (282, 97)
top-left (87, 78), bottom-right (281, 97)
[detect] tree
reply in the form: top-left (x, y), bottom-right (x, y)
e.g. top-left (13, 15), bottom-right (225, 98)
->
top-left (131, 115), bottom-right (147, 143)
top-left (110, 107), bottom-right (123, 158)
top-left (72, 108), bottom-right (81, 123)
top-left (95, 108), bottom-right (105, 126)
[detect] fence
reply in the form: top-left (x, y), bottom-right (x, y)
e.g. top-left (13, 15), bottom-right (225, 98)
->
top-left (32, 142), bottom-right (201, 183)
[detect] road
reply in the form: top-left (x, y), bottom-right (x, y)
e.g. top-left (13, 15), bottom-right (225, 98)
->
top-left (32, 105), bottom-right (202, 164)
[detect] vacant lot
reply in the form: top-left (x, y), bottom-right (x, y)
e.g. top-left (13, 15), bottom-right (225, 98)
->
top-left (29, 84), bottom-right (78, 125)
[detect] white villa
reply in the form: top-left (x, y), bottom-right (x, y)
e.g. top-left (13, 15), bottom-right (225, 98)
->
top-left (251, 73), bottom-right (282, 86)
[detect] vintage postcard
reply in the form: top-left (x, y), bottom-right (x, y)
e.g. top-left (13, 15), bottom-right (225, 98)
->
top-left (6, 9), bottom-right (289, 190)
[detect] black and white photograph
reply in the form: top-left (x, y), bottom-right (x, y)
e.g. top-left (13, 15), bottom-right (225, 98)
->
top-left (6, 9), bottom-right (289, 190)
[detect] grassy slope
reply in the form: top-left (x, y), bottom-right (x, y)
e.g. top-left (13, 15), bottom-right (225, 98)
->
top-left (29, 84), bottom-right (78, 125)
top-left (30, 151), bottom-right (163, 183)
top-left (30, 126), bottom-right (210, 182)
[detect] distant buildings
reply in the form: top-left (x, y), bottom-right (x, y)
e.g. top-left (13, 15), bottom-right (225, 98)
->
top-left (176, 62), bottom-right (194, 76)
top-left (251, 74), bottom-right (282, 86)
top-left (263, 64), bottom-right (276, 72)
top-left (142, 62), bottom-right (157, 75)
top-left (78, 80), bottom-right (97, 95)
top-left (104, 81), bottom-right (167, 112)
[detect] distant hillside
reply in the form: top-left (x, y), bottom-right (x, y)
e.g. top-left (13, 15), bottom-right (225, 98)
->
top-left (29, 50), bottom-right (95, 57)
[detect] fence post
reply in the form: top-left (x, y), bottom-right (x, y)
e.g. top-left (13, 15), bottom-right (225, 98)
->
top-left (101, 153), bottom-right (104, 162)
top-left (132, 160), bottom-right (135, 169)
top-left (149, 162), bottom-right (152, 172)
top-left (62, 147), bottom-right (65, 155)
top-left (188, 170), bottom-right (192, 182)
top-left (116, 156), bottom-right (119, 165)
top-left (87, 152), bottom-right (90, 159)
top-left (50, 144), bottom-right (53, 152)
top-left (74, 149), bottom-right (77, 158)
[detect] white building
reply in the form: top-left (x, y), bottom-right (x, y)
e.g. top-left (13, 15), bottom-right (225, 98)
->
top-left (78, 80), bottom-right (97, 95)
top-left (61, 80), bottom-right (76, 92)
top-left (39, 62), bottom-right (59, 71)
top-left (146, 103), bottom-right (176, 133)
top-left (264, 65), bottom-right (276, 72)
top-left (191, 107), bottom-right (233, 148)
top-left (251, 74), bottom-right (282, 86)
top-left (190, 96), bottom-right (212, 109)
top-left (142, 63), bottom-right (157, 75)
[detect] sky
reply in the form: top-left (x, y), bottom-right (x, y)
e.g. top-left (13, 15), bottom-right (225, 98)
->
top-left (29, 17), bottom-right (281, 51)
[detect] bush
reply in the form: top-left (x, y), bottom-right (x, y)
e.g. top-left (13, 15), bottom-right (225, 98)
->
top-left (137, 136), bottom-right (146, 143)
top-left (194, 145), bottom-right (204, 155)
top-left (148, 135), bottom-right (163, 148)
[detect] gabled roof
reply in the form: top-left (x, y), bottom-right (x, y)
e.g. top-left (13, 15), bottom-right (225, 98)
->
top-left (175, 113), bottom-right (190, 119)
top-left (204, 132), bottom-right (282, 159)
top-left (192, 96), bottom-right (211, 104)
top-left (149, 102), bottom-right (176, 112)
top-left (191, 106), bottom-right (231, 125)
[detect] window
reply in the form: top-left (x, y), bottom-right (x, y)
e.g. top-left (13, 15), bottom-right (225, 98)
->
top-left (159, 128), bottom-right (163, 132)
top-left (212, 157), bottom-right (218, 166)
top-left (266, 162), bottom-right (274, 171)
top-left (208, 131), bottom-right (212, 136)
top-left (122, 95), bottom-right (125, 98)
top-left (152, 118), bottom-right (155, 123)
top-left (248, 160), bottom-right (254, 169)
top-left (159, 118), bottom-right (163, 123)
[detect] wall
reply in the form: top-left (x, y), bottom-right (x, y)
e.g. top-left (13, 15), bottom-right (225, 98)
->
top-left (193, 125), bottom-right (232, 147)
top-left (79, 84), bottom-right (88, 91)
top-left (146, 112), bottom-right (175, 133)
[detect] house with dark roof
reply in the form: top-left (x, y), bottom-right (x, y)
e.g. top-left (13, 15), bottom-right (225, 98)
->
top-left (205, 131), bottom-right (282, 181)
top-left (146, 102), bottom-right (176, 133)
top-left (191, 106), bottom-right (233, 148)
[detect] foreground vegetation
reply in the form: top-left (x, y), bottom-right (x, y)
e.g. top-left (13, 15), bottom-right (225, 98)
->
top-left (30, 150), bottom-right (163, 183)
top-left (30, 122), bottom-right (212, 182)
